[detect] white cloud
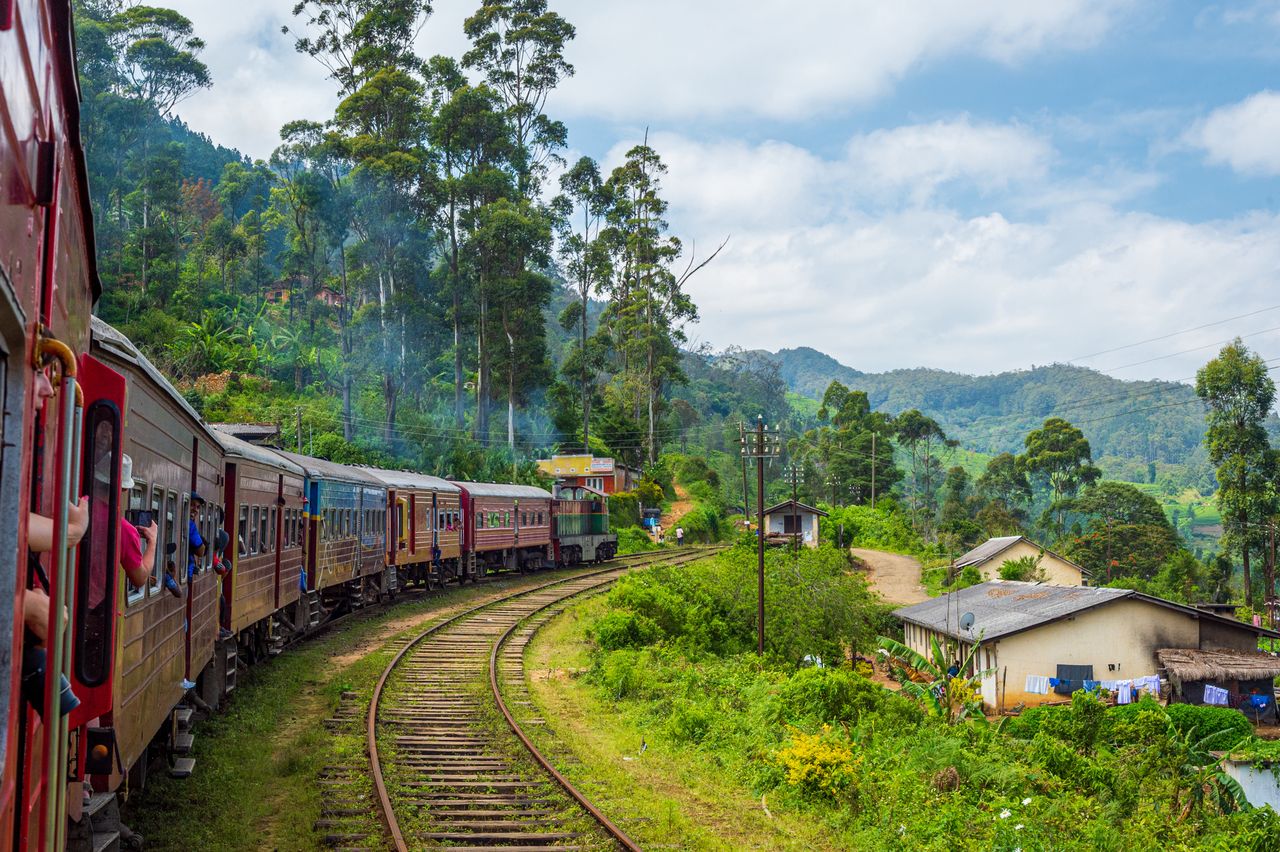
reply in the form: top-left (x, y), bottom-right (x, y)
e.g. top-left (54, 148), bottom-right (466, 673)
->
top-left (163, 0), bottom-right (1129, 158)
top-left (845, 118), bottom-right (1052, 202)
top-left (551, 0), bottom-right (1128, 123)
top-left (630, 130), bottom-right (1280, 380)
top-left (1188, 90), bottom-right (1280, 175)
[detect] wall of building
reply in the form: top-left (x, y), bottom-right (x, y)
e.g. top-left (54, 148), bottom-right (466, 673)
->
top-left (985, 599), bottom-right (1198, 709)
top-left (975, 539), bottom-right (1085, 586)
top-left (765, 511), bottom-right (819, 547)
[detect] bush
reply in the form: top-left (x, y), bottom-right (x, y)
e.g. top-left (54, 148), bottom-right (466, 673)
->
top-left (773, 667), bottom-right (921, 728)
top-left (591, 610), bottom-right (660, 650)
top-left (608, 492), bottom-right (642, 527)
top-left (775, 726), bottom-right (860, 800)
top-left (1164, 702), bottom-right (1253, 750)
top-left (822, 504), bottom-right (924, 554)
top-left (999, 555), bottom-right (1044, 582)
top-left (614, 526), bottom-right (656, 555)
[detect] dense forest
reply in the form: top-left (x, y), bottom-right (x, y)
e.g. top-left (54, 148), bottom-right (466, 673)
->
top-left (73, 0), bottom-right (730, 481)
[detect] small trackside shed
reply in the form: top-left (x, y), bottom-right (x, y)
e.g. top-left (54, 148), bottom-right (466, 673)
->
top-left (762, 500), bottom-right (828, 549)
top-left (952, 535), bottom-right (1089, 586)
top-left (894, 581), bottom-right (1280, 713)
top-left (452, 481), bottom-right (553, 576)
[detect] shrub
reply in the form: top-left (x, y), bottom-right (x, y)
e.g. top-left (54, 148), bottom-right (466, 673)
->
top-left (591, 610), bottom-right (660, 650)
top-left (608, 492), bottom-right (642, 527)
top-left (614, 526), bottom-right (656, 555)
top-left (775, 725), bottom-right (860, 799)
top-left (998, 555), bottom-right (1044, 582)
top-left (1164, 702), bottom-right (1253, 751)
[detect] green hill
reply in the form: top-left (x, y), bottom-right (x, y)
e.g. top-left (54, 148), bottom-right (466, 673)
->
top-left (757, 347), bottom-right (1218, 487)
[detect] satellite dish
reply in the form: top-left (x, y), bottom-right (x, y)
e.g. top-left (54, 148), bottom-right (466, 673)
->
top-left (959, 612), bottom-right (975, 632)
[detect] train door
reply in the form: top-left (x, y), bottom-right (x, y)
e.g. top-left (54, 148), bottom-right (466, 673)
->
top-left (273, 474), bottom-right (283, 609)
top-left (0, 266), bottom-right (27, 848)
top-left (304, 481), bottom-right (319, 591)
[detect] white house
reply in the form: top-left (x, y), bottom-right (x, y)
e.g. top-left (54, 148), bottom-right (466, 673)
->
top-left (762, 500), bottom-right (827, 549)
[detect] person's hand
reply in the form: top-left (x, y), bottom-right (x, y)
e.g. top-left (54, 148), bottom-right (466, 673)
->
top-left (67, 496), bottom-right (89, 545)
top-left (22, 588), bottom-right (66, 643)
top-left (23, 588), bottom-right (50, 643)
top-left (140, 521), bottom-right (158, 543)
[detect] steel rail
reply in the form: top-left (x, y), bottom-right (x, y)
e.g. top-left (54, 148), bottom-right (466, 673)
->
top-left (367, 548), bottom-right (711, 851)
top-left (487, 545), bottom-right (726, 852)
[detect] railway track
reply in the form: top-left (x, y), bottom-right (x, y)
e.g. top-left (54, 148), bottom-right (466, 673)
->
top-left (317, 547), bottom-right (721, 851)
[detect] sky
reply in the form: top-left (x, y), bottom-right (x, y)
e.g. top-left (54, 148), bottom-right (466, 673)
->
top-left (163, 0), bottom-right (1280, 383)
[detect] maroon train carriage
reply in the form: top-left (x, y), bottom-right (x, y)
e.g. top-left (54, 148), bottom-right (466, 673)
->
top-left (212, 429), bottom-right (306, 670)
top-left (453, 482), bottom-right (553, 576)
top-left (89, 317), bottom-right (224, 788)
top-left (362, 468), bottom-right (463, 589)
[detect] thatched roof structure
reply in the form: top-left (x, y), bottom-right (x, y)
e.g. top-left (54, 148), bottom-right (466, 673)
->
top-left (1156, 648), bottom-right (1280, 682)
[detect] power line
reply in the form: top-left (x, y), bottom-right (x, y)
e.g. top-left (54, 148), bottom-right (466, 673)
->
top-left (1068, 302), bottom-right (1280, 363)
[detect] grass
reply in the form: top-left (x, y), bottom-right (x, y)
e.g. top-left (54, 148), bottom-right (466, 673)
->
top-left (521, 592), bottom-right (841, 851)
top-left (121, 567), bottom-right (611, 851)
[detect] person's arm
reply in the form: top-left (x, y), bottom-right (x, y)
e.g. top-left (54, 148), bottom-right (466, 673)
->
top-left (27, 497), bottom-right (89, 553)
top-left (123, 521), bottom-right (159, 589)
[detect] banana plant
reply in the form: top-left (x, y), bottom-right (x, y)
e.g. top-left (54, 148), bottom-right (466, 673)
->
top-left (1173, 725), bottom-right (1251, 819)
top-left (877, 634), bottom-right (994, 724)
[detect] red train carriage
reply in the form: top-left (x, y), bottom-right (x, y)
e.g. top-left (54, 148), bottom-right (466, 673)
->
top-left (89, 318), bottom-right (224, 788)
top-left (274, 451), bottom-right (390, 611)
top-left (363, 469), bottom-right (463, 588)
top-left (452, 482), bottom-right (553, 576)
top-left (2, 2), bottom-right (125, 848)
top-left (213, 429), bottom-right (306, 674)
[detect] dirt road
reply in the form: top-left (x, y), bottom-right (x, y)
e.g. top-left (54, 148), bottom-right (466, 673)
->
top-left (852, 548), bottom-right (929, 605)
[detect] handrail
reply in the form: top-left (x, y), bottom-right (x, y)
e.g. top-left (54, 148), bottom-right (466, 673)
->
top-left (37, 333), bottom-right (79, 852)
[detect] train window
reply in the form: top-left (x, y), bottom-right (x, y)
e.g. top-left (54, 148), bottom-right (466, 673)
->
top-left (167, 492), bottom-right (179, 587)
top-left (269, 507), bottom-right (277, 553)
top-left (149, 486), bottom-right (165, 596)
top-left (505, 511), bottom-right (511, 528)
top-left (438, 510), bottom-right (446, 530)
top-left (75, 404), bottom-right (120, 686)
top-left (126, 480), bottom-right (148, 604)
top-left (260, 508), bottom-right (270, 554)
top-left (285, 509), bottom-right (293, 547)
top-left (520, 512), bottom-right (527, 526)
top-left (238, 506), bottom-right (249, 556)
top-left (477, 512), bottom-right (485, 530)
top-left (249, 506), bottom-right (260, 554)
top-left (179, 494), bottom-right (189, 584)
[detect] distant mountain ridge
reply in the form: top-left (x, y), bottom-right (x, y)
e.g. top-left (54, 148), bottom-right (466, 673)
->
top-left (757, 346), bottom-right (1210, 469)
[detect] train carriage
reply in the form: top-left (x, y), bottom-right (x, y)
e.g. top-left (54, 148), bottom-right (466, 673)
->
top-left (89, 317), bottom-right (224, 789)
top-left (551, 483), bottom-right (618, 565)
top-left (213, 429), bottom-right (306, 665)
top-left (1, 1), bottom-right (124, 847)
top-left (362, 469), bottom-right (462, 588)
top-left (275, 451), bottom-right (389, 608)
top-left (453, 482), bottom-right (553, 576)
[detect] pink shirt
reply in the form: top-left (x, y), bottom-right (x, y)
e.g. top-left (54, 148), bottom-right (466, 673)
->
top-left (119, 518), bottom-right (143, 573)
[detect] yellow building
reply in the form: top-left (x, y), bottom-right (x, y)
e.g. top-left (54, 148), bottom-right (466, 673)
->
top-left (953, 535), bottom-right (1088, 586)
top-left (894, 581), bottom-right (1280, 712)
top-left (535, 455), bottom-right (638, 494)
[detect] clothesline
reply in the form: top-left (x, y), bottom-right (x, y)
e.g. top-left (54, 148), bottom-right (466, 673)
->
top-left (1024, 674), bottom-right (1161, 704)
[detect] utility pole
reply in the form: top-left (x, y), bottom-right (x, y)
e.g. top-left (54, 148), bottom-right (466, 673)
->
top-left (870, 432), bottom-right (876, 509)
top-left (739, 422), bottom-right (750, 526)
top-left (740, 415), bottom-right (780, 655)
top-left (296, 408), bottom-right (302, 455)
top-left (784, 463), bottom-right (804, 556)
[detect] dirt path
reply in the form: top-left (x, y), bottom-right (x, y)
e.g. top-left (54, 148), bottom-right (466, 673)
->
top-left (852, 547), bottom-right (929, 605)
top-left (651, 483), bottom-right (696, 542)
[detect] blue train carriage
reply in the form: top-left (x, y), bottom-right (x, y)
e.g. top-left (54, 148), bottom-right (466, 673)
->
top-left (551, 482), bottom-right (618, 565)
top-left (361, 468), bottom-right (463, 589)
top-left (273, 451), bottom-right (390, 612)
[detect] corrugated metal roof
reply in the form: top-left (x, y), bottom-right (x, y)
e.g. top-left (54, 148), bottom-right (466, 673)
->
top-left (895, 582), bottom-right (1133, 641)
top-left (763, 499), bottom-right (828, 517)
top-left (271, 449), bottom-right (387, 487)
top-left (361, 467), bottom-right (460, 493)
top-left (953, 535), bottom-right (1023, 568)
top-left (214, 430), bottom-right (305, 474)
top-left (451, 481), bottom-right (552, 499)
top-left (894, 581), bottom-right (1280, 642)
